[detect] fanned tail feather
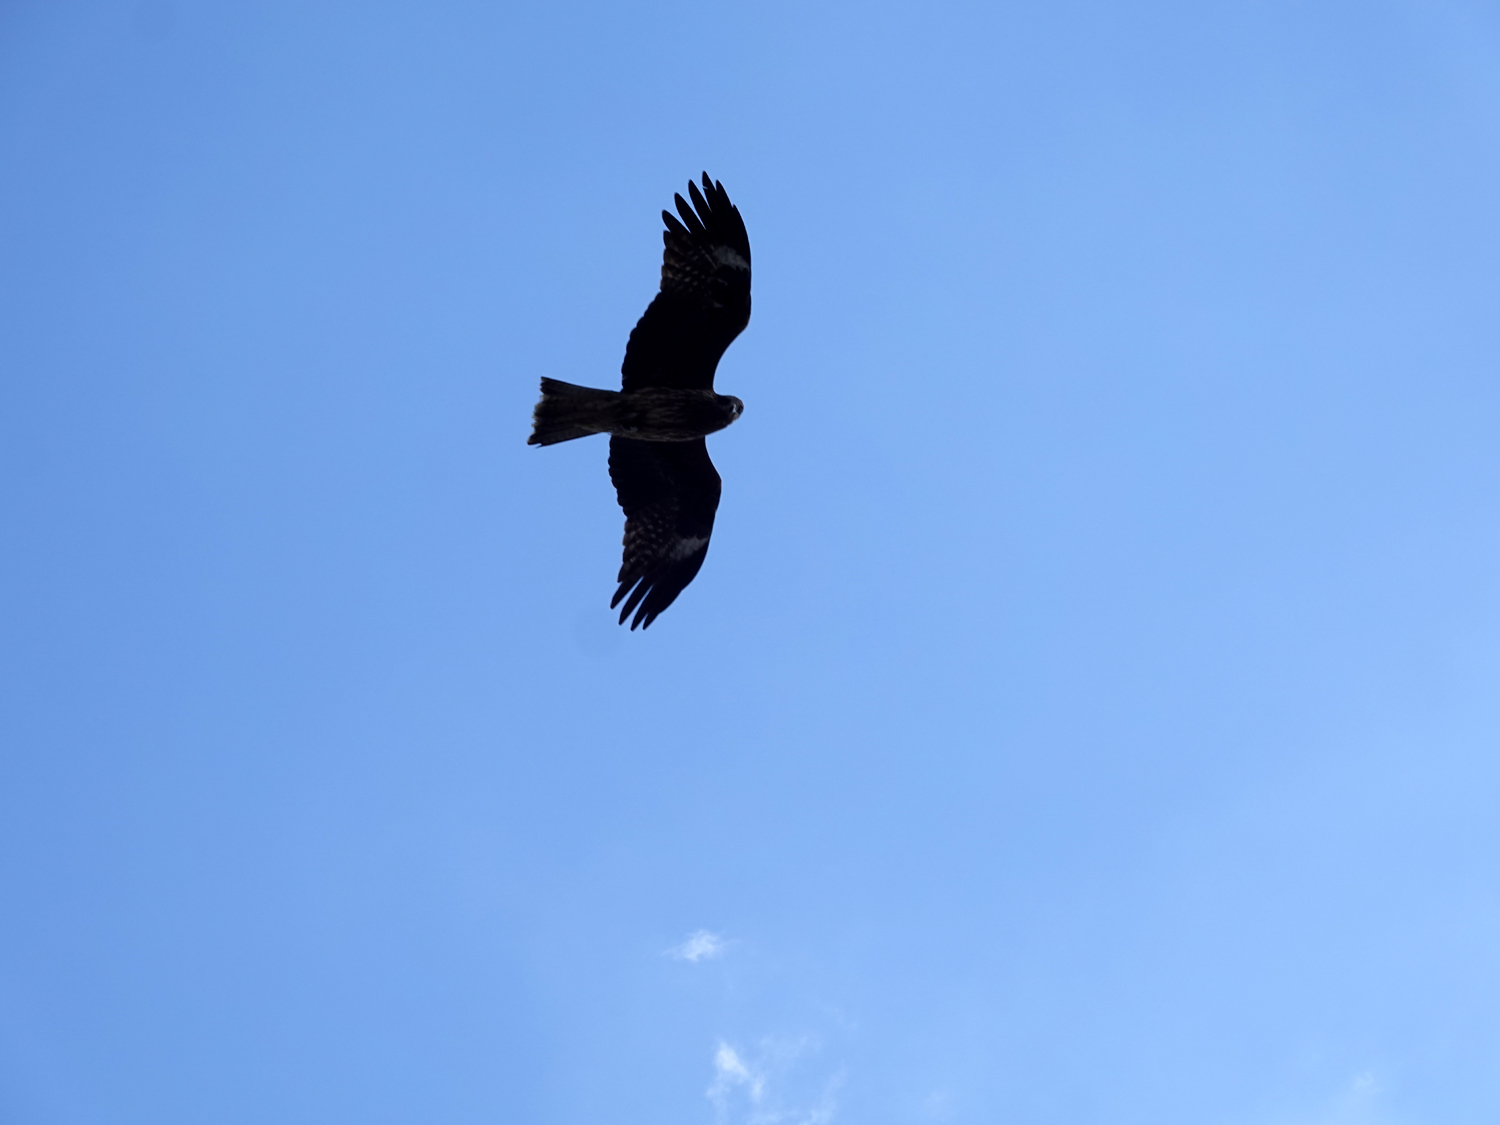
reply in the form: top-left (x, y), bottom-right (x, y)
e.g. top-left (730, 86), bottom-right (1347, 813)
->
top-left (528, 378), bottom-right (619, 446)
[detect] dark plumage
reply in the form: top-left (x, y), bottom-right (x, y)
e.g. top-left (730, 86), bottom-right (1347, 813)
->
top-left (528, 173), bottom-right (752, 629)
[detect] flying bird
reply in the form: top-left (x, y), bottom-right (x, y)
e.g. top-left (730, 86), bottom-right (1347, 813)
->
top-left (528, 173), bottom-right (752, 629)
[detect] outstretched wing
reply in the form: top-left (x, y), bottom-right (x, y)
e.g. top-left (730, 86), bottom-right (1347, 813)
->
top-left (608, 436), bottom-right (722, 629)
top-left (621, 173), bottom-right (751, 392)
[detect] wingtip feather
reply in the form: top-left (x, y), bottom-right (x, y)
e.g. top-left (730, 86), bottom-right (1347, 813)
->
top-left (674, 193), bottom-right (704, 234)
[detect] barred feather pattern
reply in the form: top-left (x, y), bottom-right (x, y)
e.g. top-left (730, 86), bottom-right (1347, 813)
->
top-left (608, 435), bottom-right (721, 630)
top-left (660, 177), bottom-right (751, 311)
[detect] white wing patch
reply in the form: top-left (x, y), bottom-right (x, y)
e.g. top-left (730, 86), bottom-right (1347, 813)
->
top-left (670, 535), bottom-right (708, 560)
top-left (712, 246), bottom-right (750, 271)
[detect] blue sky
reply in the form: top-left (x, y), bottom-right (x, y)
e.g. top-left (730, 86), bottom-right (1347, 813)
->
top-left (3, 1), bottom-right (1500, 1121)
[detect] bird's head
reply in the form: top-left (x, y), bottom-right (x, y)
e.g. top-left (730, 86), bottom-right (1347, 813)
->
top-left (720, 395), bottom-right (744, 424)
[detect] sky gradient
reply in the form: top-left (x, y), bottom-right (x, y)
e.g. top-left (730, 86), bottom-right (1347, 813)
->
top-left (3, 1), bottom-right (1500, 1122)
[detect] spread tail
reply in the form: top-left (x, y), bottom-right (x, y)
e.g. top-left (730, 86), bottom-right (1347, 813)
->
top-left (528, 378), bottom-right (619, 446)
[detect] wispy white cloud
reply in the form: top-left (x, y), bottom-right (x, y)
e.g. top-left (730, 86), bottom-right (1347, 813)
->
top-left (920, 1087), bottom-right (955, 1121)
top-left (707, 1036), bottom-right (843, 1125)
top-left (1271, 1072), bottom-right (1393, 1125)
top-left (667, 929), bottom-right (728, 962)
top-left (710, 1043), bottom-right (764, 1104)
top-left (1317, 1073), bottom-right (1388, 1125)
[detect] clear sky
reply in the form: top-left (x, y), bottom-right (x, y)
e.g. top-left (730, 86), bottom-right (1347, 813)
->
top-left (3, 1), bottom-right (1500, 1122)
